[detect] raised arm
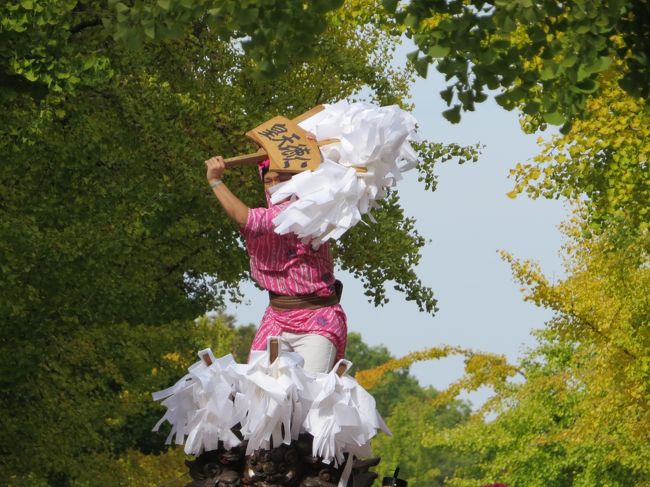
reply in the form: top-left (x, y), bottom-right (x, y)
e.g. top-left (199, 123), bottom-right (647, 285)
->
top-left (204, 155), bottom-right (249, 227)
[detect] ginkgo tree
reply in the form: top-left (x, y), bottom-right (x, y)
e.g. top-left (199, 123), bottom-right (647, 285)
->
top-left (508, 68), bottom-right (649, 238)
top-left (1, 2), bottom-right (481, 485)
top-left (383, 0), bottom-right (649, 127)
top-left (356, 61), bottom-right (648, 483)
top-left (358, 212), bottom-right (649, 486)
top-left (0, 0), bottom-right (346, 101)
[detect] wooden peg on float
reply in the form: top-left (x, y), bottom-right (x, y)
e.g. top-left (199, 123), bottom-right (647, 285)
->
top-left (335, 360), bottom-right (352, 377)
top-left (269, 337), bottom-right (280, 364)
top-left (198, 348), bottom-right (214, 366)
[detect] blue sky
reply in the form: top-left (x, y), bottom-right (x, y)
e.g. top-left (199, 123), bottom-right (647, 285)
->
top-left (227, 44), bottom-right (569, 407)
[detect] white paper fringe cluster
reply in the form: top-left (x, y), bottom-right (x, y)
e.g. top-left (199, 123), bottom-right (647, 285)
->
top-left (152, 338), bottom-right (390, 484)
top-left (236, 348), bottom-right (313, 455)
top-left (304, 359), bottom-right (390, 482)
top-left (152, 350), bottom-right (243, 452)
top-left (269, 101), bottom-right (420, 247)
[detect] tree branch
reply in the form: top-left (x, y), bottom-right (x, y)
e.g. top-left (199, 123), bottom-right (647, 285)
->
top-left (70, 18), bottom-right (102, 35)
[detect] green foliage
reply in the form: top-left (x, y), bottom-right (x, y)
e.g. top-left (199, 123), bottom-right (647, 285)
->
top-left (1, 315), bottom-right (235, 487)
top-left (108, 0), bottom-right (347, 76)
top-left (431, 335), bottom-right (648, 485)
top-left (374, 392), bottom-right (472, 487)
top-left (0, 0), bottom-right (347, 103)
top-left (415, 140), bottom-right (481, 192)
top-left (356, 211), bottom-right (649, 486)
top-left (355, 56), bottom-right (649, 478)
top-left (414, 216), bottom-right (650, 486)
top-left (345, 332), bottom-right (425, 416)
top-left (1, 2), bottom-right (486, 485)
top-left (509, 70), bottom-right (649, 240)
top-left (344, 332), bottom-right (473, 484)
top-left (1, 5), bottom-right (480, 483)
top-left (230, 321), bottom-right (258, 363)
top-left (0, 0), bottom-right (113, 102)
top-left (6, 0), bottom-right (646, 127)
top-left (335, 191), bottom-right (438, 313)
top-left (0, 7), bottom-right (428, 334)
top-left (333, 140), bottom-right (479, 314)
top-left (345, 332), bottom-right (393, 371)
top-left (381, 0), bottom-right (649, 126)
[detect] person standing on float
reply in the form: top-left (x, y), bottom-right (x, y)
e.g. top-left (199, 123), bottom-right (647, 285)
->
top-left (204, 155), bottom-right (347, 373)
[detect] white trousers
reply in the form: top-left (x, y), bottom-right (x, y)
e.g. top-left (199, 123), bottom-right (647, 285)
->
top-left (280, 332), bottom-right (337, 374)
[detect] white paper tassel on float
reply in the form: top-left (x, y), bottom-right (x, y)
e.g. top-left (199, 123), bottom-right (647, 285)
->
top-left (151, 349), bottom-right (243, 455)
top-left (236, 337), bottom-right (315, 454)
top-left (302, 359), bottom-right (391, 486)
top-left (269, 101), bottom-right (420, 247)
top-left (152, 338), bottom-right (389, 476)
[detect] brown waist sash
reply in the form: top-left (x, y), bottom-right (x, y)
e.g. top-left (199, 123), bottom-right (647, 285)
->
top-left (269, 280), bottom-right (343, 311)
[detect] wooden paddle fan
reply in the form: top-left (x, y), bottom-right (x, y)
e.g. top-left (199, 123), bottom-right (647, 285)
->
top-left (224, 105), bottom-right (338, 173)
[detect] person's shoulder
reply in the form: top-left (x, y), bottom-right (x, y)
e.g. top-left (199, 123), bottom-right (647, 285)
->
top-left (242, 206), bottom-right (268, 234)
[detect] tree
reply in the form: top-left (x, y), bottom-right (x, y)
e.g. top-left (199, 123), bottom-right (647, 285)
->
top-left (343, 332), bottom-right (474, 485)
top-left (427, 214), bottom-right (649, 486)
top-left (355, 71), bottom-right (648, 479)
top-left (8, 1), bottom-right (646, 127)
top-left (508, 68), bottom-right (649, 238)
top-left (358, 214), bottom-right (649, 486)
top-left (381, 0), bottom-right (649, 126)
top-left (0, 0), bottom-right (347, 103)
top-left (373, 390), bottom-right (472, 487)
top-left (346, 332), bottom-right (430, 416)
top-left (1, 315), bottom-right (236, 487)
top-left (1, 3), bottom-right (480, 484)
top-left (0, 1), bottom-right (479, 336)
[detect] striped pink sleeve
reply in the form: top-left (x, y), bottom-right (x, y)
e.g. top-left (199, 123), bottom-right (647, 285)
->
top-left (242, 207), bottom-right (265, 235)
top-left (242, 205), bottom-right (285, 236)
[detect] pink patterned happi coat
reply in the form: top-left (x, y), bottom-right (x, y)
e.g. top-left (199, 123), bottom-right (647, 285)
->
top-left (241, 201), bottom-right (347, 361)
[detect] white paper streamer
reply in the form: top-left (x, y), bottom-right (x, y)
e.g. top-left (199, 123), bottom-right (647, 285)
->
top-left (236, 337), bottom-right (315, 454)
top-left (151, 350), bottom-right (242, 455)
top-left (269, 101), bottom-right (420, 247)
top-left (302, 359), bottom-right (391, 487)
top-left (152, 340), bottom-right (390, 479)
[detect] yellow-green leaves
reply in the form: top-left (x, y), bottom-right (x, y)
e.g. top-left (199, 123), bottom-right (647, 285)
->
top-left (509, 70), bottom-right (649, 238)
top-left (369, 215), bottom-right (649, 485)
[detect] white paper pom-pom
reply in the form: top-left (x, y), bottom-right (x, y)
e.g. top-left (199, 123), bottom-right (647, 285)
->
top-left (269, 101), bottom-right (420, 247)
